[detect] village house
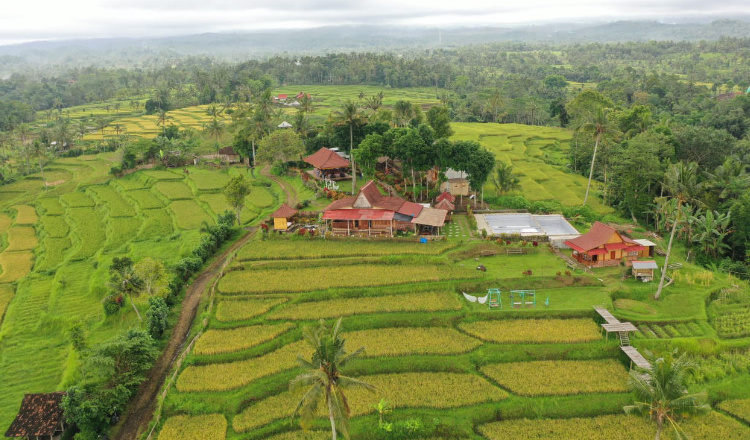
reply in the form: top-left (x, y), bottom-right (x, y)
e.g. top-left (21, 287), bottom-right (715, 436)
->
top-left (564, 221), bottom-right (655, 267)
top-left (5, 392), bottom-right (67, 440)
top-left (439, 168), bottom-right (470, 196)
top-left (271, 203), bottom-right (299, 231)
top-left (323, 180), bottom-right (447, 237)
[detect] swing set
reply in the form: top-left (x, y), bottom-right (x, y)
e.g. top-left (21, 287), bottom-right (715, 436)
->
top-left (483, 289), bottom-right (550, 309)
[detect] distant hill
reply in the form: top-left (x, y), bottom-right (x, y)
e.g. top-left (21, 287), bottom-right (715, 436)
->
top-left (2, 19), bottom-right (750, 71)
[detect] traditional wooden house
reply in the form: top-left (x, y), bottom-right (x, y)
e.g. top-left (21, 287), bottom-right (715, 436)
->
top-left (323, 181), bottom-right (447, 237)
top-left (5, 392), bottom-right (67, 440)
top-left (272, 203), bottom-right (299, 231)
top-left (439, 169), bottom-right (470, 196)
top-left (564, 222), bottom-right (649, 267)
top-left (218, 146), bottom-right (240, 163)
top-left (632, 260), bottom-right (658, 281)
top-left (304, 147), bottom-right (351, 180)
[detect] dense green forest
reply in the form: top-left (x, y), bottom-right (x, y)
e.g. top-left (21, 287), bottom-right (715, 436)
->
top-left (2, 36), bottom-right (750, 276)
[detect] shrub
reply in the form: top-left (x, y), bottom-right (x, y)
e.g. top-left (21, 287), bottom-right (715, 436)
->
top-left (103, 295), bottom-right (123, 316)
top-left (147, 297), bottom-right (169, 339)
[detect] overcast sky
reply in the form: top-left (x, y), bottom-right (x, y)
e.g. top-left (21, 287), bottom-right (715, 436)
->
top-left (1, 0), bottom-right (749, 46)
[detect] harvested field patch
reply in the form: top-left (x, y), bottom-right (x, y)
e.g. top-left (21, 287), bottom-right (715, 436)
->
top-left (346, 327), bottom-right (482, 357)
top-left (215, 297), bottom-right (288, 322)
top-left (460, 318), bottom-right (601, 344)
top-left (270, 291), bottom-right (462, 320)
top-left (0, 251), bottom-right (34, 283)
top-left (11, 205), bottom-right (38, 225)
top-left (193, 323), bottom-right (295, 355)
top-left (158, 414), bottom-right (227, 440)
top-left (481, 359), bottom-right (629, 396)
top-left (177, 341), bottom-right (311, 392)
top-left (5, 227), bottom-right (38, 251)
top-left (478, 412), bottom-right (749, 440)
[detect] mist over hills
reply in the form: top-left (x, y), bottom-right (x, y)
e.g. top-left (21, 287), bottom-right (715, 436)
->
top-left (2, 19), bottom-right (750, 72)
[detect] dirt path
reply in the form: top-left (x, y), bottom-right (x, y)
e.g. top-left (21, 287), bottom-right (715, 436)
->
top-left (114, 166), bottom-right (295, 440)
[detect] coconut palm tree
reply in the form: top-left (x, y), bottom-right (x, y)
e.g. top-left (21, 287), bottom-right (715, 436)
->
top-left (334, 100), bottom-right (367, 194)
top-left (290, 318), bottom-right (374, 440)
top-left (655, 162), bottom-right (704, 300)
top-left (580, 107), bottom-right (616, 206)
top-left (624, 350), bottom-right (710, 440)
top-left (491, 161), bottom-right (521, 195)
top-left (203, 116), bottom-right (225, 155)
top-left (156, 109), bottom-right (171, 137)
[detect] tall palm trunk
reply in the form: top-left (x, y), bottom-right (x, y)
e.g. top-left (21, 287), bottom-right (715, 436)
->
top-left (655, 203), bottom-right (680, 300)
top-left (129, 295), bottom-right (142, 321)
top-left (350, 124), bottom-right (356, 194)
top-left (327, 392), bottom-right (337, 440)
top-left (582, 136), bottom-right (600, 206)
top-left (251, 139), bottom-right (256, 167)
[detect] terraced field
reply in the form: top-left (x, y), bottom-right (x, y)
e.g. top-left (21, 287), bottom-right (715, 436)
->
top-left (451, 122), bottom-right (612, 214)
top-left (0, 157), bottom-right (282, 428)
top-left (82, 86), bottom-right (440, 141)
top-left (155, 235), bottom-right (743, 440)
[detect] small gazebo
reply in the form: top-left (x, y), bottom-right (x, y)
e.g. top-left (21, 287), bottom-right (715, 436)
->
top-left (271, 203), bottom-right (299, 231)
top-left (304, 147), bottom-right (351, 181)
top-left (5, 392), bottom-right (67, 440)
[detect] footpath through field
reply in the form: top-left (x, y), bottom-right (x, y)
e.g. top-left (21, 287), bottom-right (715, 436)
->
top-left (114, 166), bottom-right (293, 440)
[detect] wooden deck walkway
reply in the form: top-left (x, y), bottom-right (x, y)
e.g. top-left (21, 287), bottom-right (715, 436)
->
top-left (594, 307), bottom-right (652, 370)
top-left (594, 307), bottom-right (620, 324)
top-left (621, 346), bottom-right (652, 370)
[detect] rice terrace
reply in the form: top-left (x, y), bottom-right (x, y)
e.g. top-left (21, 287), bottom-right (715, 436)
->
top-left (3, 23), bottom-right (750, 440)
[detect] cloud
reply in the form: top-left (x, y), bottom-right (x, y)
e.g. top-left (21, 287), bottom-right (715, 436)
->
top-left (2, 0), bottom-right (750, 45)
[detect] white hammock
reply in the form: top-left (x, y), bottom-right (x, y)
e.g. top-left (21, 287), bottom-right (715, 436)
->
top-left (463, 292), bottom-right (490, 304)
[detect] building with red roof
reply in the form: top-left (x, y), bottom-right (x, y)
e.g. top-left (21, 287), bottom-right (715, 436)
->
top-left (304, 147), bottom-right (351, 181)
top-left (564, 221), bottom-right (652, 267)
top-left (323, 181), bottom-right (446, 237)
top-left (5, 392), bottom-right (67, 439)
top-left (271, 203), bottom-right (299, 231)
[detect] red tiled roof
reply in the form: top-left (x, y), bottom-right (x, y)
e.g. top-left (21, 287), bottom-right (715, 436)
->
top-left (604, 243), bottom-right (629, 251)
top-left (323, 209), bottom-right (395, 221)
top-left (564, 221), bottom-right (621, 252)
top-left (304, 148), bottom-right (350, 169)
top-left (5, 392), bottom-right (66, 438)
top-left (353, 181), bottom-right (406, 211)
top-left (435, 199), bottom-right (455, 211)
top-left (277, 94), bottom-right (288, 99)
top-left (435, 191), bottom-right (455, 203)
top-left (397, 201), bottom-right (423, 218)
top-left (272, 203), bottom-right (298, 219)
top-left (323, 196), bottom-right (356, 211)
